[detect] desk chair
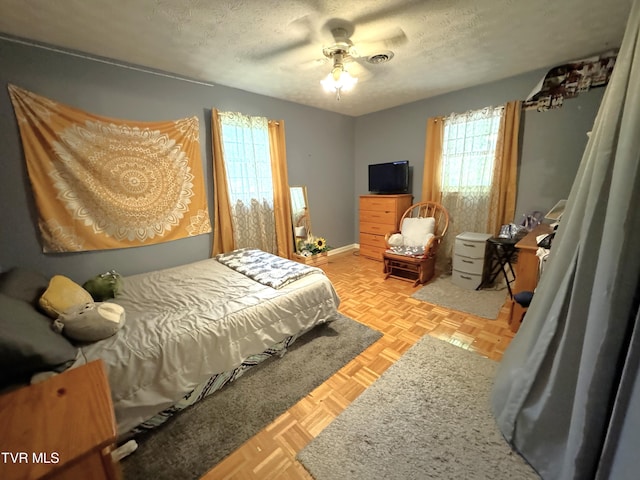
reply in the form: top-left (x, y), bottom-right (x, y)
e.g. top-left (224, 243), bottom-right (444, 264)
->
top-left (513, 290), bottom-right (534, 324)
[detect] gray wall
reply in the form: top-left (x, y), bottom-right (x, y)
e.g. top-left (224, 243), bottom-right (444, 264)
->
top-left (0, 38), bottom-right (355, 281)
top-left (354, 70), bottom-right (604, 236)
top-left (0, 37), bottom-right (605, 282)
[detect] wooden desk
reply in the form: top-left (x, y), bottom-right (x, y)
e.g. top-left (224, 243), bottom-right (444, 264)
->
top-left (509, 224), bottom-right (552, 332)
top-left (0, 360), bottom-right (120, 480)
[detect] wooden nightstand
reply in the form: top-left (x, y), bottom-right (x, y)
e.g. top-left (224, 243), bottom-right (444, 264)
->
top-left (0, 360), bottom-right (121, 480)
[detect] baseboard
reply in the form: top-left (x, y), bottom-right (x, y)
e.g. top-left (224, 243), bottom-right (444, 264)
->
top-left (328, 244), bottom-right (358, 256)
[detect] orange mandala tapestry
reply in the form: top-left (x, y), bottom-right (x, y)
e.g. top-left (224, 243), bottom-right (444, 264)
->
top-left (8, 84), bottom-right (211, 252)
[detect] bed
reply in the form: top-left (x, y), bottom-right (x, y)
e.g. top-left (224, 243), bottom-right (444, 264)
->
top-left (0, 249), bottom-right (340, 437)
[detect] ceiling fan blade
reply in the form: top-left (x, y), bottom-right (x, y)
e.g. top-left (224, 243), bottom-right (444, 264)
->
top-left (289, 14), bottom-right (325, 45)
top-left (248, 12), bottom-right (326, 62)
top-left (248, 37), bottom-right (313, 62)
top-left (345, 61), bottom-right (373, 80)
top-left (298, 56), bottom-right (330, 71)
top-left (321, 18), bottom-right (356, 44)
top-left (353, 27), bottom-right (408, 57)
top-left (351, 0), bottom-right (426, 27)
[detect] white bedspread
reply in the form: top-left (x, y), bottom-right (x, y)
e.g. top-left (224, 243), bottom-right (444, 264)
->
top-left (71, 257), bottom-right (340, 434)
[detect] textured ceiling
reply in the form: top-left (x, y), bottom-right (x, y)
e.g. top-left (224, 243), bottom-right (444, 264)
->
top-left (0, 0), bottom-right (631, 116)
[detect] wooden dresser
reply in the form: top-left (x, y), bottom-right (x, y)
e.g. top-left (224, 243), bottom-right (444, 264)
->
top-left (0, 360), bottom-right (121, 480)
top-left (359, 194), bottom-right (413, 261)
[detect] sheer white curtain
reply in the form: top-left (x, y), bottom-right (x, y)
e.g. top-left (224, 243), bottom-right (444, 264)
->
top-left (218, 112), bottom-right (277, 253)
top-left (439, 106), bottom-right (504, 267)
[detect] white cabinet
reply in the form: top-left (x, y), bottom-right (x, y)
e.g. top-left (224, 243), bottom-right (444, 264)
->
top-left (452, 232), bottom-right (491, 290)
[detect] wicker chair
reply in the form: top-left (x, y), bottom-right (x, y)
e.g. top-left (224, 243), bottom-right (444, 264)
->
top-left (382, 201), bottom-right (450, 286)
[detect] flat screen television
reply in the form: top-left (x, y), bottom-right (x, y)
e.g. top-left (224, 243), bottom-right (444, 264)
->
top-left (368, 161), bottom-right (410, 194)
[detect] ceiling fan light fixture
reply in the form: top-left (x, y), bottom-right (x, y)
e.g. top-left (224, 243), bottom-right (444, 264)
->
top-left (321, 57), bottom-right (358, 100)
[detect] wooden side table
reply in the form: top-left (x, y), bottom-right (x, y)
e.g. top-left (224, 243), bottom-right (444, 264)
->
top-left (0, 360), bottom-right (120, 480)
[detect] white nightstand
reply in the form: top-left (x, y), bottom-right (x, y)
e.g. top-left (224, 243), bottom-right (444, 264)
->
top-left (452, 232), bottom-right (491, 289)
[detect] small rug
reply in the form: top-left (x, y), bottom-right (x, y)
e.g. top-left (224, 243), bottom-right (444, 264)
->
top-left (297, 335), bottom-right (539, 480)
top-left (412, 274), bottom-right (507, 319)
top-left (122, 314), bottom-right (382, 480)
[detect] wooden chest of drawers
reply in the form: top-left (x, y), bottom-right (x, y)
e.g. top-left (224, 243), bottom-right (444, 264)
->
top-left (359, 194), bottom-right (413, 261)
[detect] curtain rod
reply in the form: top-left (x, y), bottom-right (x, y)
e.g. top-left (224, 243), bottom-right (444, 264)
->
top-left (1, 34), bottom-right (217, 88)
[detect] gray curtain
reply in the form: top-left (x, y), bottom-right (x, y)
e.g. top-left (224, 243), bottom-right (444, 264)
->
top-left (491, 2), bottom-right (640, 479)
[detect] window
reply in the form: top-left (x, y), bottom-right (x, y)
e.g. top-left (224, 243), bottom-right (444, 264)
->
top-left (441, 106), bottom-right (503, 194)
top-left (219, 113), bottom-right (274, 207)
top-left (218, 112), bottom-right (276, 253)
top-left (438, 106), bottom-right (504, 266)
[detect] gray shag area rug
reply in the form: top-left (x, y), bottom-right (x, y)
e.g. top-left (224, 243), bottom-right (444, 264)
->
top-left (412, 274), bottom-right (507, 319)
top-left (298, 334), bottom-right (539, 480)
top-left (122, 314), bottom-right (382, 480)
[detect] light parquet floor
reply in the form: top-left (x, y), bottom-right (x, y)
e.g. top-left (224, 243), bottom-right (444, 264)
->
top-left (201, 249), bottom-right (516, 480)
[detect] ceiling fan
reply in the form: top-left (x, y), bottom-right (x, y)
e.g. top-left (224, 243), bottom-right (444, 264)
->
top-left (254, 16), bottom-right (408, 100)
top-left (316, 22), bottom-right (408, 100)
top-left (319, 27), bottom-right (361, 100)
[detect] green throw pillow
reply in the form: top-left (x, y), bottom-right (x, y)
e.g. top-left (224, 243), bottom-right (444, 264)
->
top-left (82, 270), bottom-right (123, 302)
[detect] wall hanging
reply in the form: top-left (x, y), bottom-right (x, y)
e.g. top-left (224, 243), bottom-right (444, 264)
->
top-left (8, 84), bottom-right (211, 252)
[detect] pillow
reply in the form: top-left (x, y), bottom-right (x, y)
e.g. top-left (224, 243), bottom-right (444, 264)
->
top-left (0, 293), bottom-right (78, 388)
top-left (53, 302), bottom-right (126, 342)
top-left (388, 233), bottom-right (404, 247)
top-left (82, 270), bottom-right (123, 302)
top-left (39, 275), bottom-right (94, 319)
top-left (401, 217), bottom-right (436, 247)
top-left (0, 267), bottom-right (50, 307)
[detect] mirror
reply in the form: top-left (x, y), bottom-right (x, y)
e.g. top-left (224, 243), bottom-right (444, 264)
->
top-left (290, 186), bottom-right (312, 253)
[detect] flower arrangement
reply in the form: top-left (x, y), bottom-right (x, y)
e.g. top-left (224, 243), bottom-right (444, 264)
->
top-left (298, 235), bottom-right (330, 257)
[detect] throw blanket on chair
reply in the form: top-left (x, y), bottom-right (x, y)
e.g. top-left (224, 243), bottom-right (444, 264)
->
top-left (8, 84), bottom-right (211, 252)
top-left (216, 248), bottom-right (322, 289)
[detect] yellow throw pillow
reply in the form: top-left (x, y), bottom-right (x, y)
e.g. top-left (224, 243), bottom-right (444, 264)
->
top-left (39, 275), bottom-right (94, 318)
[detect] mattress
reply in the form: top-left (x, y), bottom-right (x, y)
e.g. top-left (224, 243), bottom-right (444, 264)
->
top-left (70, 256), bottom-right (340, 434)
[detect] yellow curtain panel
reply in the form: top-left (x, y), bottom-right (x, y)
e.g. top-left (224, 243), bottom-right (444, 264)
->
top-left (8, 84), bottom-right (211, 252)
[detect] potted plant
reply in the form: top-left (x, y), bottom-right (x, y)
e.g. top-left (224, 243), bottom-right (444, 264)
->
top-left (295, 235), bottom-right (330, 266)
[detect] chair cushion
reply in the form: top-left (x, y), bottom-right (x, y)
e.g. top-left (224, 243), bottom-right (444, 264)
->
top-left (514, 291), bottom-right (534, 307)
top-left (401, 217), bottom-right (436, 247)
